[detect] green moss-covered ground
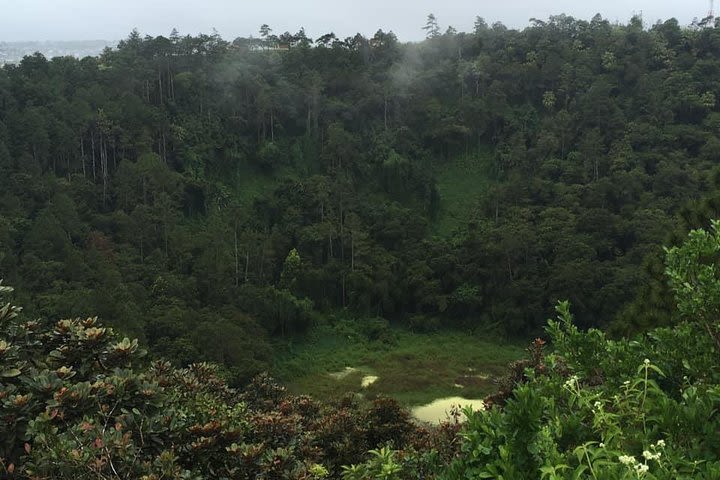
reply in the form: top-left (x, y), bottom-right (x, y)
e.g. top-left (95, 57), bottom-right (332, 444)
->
top-left (272, 320), bottom-right (523, 406)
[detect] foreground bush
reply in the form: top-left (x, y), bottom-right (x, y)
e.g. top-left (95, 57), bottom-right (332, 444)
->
top-left (437, 222), bottom-right (720, 479)
top-left (0, 280), bottom-right (460, 479)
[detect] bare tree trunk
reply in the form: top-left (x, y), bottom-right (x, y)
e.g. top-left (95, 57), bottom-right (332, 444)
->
top-left (342, 274), bottom-right (346, 308)
top-left (91, 133), bottom-right (96, 181)
top-left (305, 102), bottom-right (312, 136)
top-left (594, 159), bottom-right (599, 182)
top-left (101, 136), bottom-right (108, 206)
top-left (351, 232), bottom-right (355, 272)
top-left (169, 66), bottom-right (175, 101)
top-left (339, 197), bottom-right (344, 262)
top-left (307, 105), bottom-right (312, 136)
top-left (234, 222), bottom-right (239, 287)
top-left (244, 250), bottom-right (250, 283)
top-left (259, 242), bottom-right (266, 283)
top-left (80, 137), bottom-right (86, 177)
top-left (158, 70), bottom-right (163, 105)
top-left (384, 95), bottom-right (388, 131)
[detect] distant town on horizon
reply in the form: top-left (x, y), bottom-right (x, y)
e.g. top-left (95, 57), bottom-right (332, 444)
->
top-left (0, 40), bottom-right (116, 64)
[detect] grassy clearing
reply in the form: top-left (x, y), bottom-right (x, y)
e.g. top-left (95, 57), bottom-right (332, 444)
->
top-left (432, 148), bottom-right (496, 237)
top-left (272, 321), bottom-right (524, 406)
top-left (231, 163), bottom-right (299, 206)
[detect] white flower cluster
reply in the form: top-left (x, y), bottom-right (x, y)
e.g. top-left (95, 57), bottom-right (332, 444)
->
top-left (643, 440), bottom-right (665, 461)
top-left (643, 450), bottom-right (661, 461)
top-left (618, 441), bottom-right (665, 477)
top-left (564, 375), bottom-right (579, 389)
top-left (619, 455), bottom-right (650, 475)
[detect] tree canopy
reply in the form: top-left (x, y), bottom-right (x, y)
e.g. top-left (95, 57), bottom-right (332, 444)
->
top-left (2, 15), bottom-right (720, 381)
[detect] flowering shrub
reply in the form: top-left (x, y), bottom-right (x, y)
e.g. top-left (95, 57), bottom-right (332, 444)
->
top-left (439, 223), bottom-right (720, 479)
top-left (0, 280), bottom-right (454, 479)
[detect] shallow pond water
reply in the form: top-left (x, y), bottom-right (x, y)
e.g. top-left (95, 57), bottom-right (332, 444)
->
top-left (361, 375), bottom-right (379, 388)
top-left (326, 366), bottom-right (488, 423)
top-left (412, 397), bottom-right (485, 424)
top-left (328, 367), bottom-right (379, 389)
top-left (328, 367), bottom-right (359, 380)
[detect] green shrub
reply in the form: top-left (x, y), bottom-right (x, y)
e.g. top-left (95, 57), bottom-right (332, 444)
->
top-left (439, 223), bottom-right (720, 479)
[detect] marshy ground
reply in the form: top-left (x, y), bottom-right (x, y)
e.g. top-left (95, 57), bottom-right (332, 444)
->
top-left (273, 321), bottom-right (524, 410)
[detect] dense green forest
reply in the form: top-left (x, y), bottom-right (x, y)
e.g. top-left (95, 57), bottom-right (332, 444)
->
top-left (5, 10), bottom-right (720, 479)
top-left (4, 14), bottom-right (720, 382)
top-left (3, 218), bottom-right (720, 478)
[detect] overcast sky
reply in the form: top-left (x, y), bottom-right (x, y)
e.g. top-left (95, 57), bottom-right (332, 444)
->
top-left (0, 0), bottom-right (711, 42)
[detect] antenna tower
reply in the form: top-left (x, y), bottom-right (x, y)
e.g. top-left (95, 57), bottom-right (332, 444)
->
top-left (710, 0), bottom-right (716, 18)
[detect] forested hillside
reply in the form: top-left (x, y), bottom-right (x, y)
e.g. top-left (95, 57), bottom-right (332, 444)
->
top-left (2, 15), bottom-right (720, 381)
top-left (3, 221), bottom-right (720, 478)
